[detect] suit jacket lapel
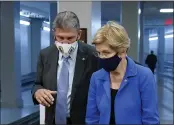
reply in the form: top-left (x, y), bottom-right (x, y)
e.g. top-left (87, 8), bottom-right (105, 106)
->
top-left (103, 80), bottom-right (111, 100)
top-left (50, 45), bottom-right (59, 91)
top-left (102, 71), bottom-right (111, 100)
top-left (96, 69), bottom-right (111, 100)
top-left (70, 42), bottom-right (88, 106)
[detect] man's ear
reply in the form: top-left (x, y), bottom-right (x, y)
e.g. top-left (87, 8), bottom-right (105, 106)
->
top-left (54, 36), bottom-right (56, 41)
top-left (53, 30), bottom-right (56, 41)
top-left (77, 30), bottom-right (82, 40)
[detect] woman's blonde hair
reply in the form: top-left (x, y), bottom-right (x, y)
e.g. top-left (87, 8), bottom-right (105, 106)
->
top-left (93, 21), bottom-right (130, 51)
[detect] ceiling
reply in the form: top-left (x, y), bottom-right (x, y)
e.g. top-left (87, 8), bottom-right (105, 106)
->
top-left (101, 1), bottom-right (121, 22)
top-left (143, 1), bottom-right (173, 20)
top-left (20, 1), bottom-right (173, 24)
top-left (101, 1), bottom-right (173, 21)
top-left (20, 1), bottom-right (50, 20)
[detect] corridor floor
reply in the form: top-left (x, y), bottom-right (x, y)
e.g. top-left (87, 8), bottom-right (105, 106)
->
top-left (1, 74), bottom-right (173, 124)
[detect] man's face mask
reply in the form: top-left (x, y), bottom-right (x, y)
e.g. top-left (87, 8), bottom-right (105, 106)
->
top-left (55, 41), bottom-right (78, 57)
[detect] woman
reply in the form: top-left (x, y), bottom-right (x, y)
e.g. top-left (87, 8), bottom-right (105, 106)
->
top-left (85, 21), bottom-right (159, 124)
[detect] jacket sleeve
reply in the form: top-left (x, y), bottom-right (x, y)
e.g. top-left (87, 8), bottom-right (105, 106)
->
top-left (140, 68), bottom-right (160, 124)
top-left (85, 74), bottom-right (100, 124)
top-left (31, 51), bottom-right (45, 105)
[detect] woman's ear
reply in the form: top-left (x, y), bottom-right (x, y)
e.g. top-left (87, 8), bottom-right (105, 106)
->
top-left (126, 48), bottom-right (129, 53)
top-left (120, 52), bottom-right (126, 59)
top-left (119, 48), bottom-right (127, 58)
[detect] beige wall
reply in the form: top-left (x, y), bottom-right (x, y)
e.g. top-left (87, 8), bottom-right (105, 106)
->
top-left (58, 1), bottom-right (92, 44)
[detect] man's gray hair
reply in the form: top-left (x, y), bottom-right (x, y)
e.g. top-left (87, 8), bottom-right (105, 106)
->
top-left (52, 11), bottom-right (80, 31)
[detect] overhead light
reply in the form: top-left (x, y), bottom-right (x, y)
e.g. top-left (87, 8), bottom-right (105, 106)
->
top-left (20, 11), bottom-right (30, 17)
top-left (149, 34), bottom-right (173, 41)
top-left (138, 30), bottom-right (140, 38)
top-left (160, 9), bottom-right (174, 13)
top-left (20, 20), bottom-right (30, 26)
top-left (138, 9), bottom-right (141, 14)
top-left (149, 37), bottom-right (158, 41)
top-left (43, 27), bottom-right (50, 32)
top-left (165, 34), bottom-right (173, 38)
top-left (44, 21), bottom-right (50, 24)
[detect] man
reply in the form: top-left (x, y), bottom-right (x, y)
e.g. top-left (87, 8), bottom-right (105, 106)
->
top-left (145, 50), bottom-right (157, 74)
top-left (31, 11), bottom-right (98, 124)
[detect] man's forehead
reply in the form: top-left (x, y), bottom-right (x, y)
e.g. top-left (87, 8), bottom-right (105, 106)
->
top-left (55, 28), bottom-right (78, 34)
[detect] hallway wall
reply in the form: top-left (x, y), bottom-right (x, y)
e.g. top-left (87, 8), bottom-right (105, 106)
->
top-left (20, 22), bottom-right (50, 76)
top-left (20, 24), bottom-right (31, 75)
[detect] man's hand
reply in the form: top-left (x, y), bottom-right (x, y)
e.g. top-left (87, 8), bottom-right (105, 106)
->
top-left (34, 89), bottom-right (57, 107)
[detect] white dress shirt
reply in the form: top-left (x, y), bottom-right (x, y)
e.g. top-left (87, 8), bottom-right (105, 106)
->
top-left (57, 43), bottom-right (78, 116)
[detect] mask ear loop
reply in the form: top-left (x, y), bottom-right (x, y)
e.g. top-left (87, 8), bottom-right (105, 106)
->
top-left (115, 52), bottom-right (120, 57)
top-left (116, 52), bottom-right (122, 60)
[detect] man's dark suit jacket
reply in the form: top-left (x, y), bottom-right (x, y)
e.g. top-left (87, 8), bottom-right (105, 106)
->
top-left (31, 41), bottom-right (99, 124)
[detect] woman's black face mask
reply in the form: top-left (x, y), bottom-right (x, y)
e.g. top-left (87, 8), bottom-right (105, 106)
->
top-left (98, 54), bottom-right (122, 72)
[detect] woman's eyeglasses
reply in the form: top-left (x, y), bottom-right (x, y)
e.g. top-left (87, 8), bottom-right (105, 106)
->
top-left (93, 51), bottom-right (116, 58)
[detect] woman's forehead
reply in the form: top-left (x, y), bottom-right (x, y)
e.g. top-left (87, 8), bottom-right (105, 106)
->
top-left (95, 42), bottom-right (126, 53)
top-left (95, 43), bottom-right (113, 52)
